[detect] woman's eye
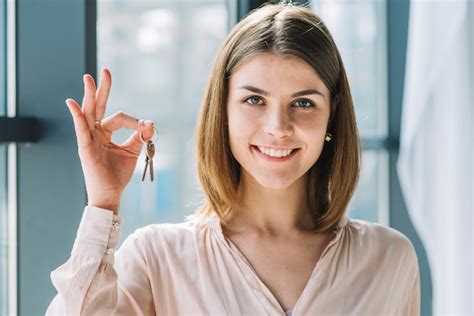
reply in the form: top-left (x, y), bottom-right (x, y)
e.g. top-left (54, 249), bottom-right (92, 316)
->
top-left (294, 99), bottom-right (314, 108)
top-left (244, 96), bottom-right (263, 105)
top-left (242, 96), bottom-right (314, 108)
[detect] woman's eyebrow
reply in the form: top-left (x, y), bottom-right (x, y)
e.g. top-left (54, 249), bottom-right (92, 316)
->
top-left (238, 85), bottom-right (324, 98)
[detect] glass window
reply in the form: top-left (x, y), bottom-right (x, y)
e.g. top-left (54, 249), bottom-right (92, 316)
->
top-left (312, 0), bottom-right (389, 224)
top-left (97, 0), bottom-right (389, 242)
top-left (0, 146), bottom-right (6, 315)
top-left (313, 0), bottom-right (388, 138)
top-left (1, 0), bottom-right (7, 312)
top-left (97, 0), bottom-right (237, 242)
top-left (348, 150), bottom-right (389, 224)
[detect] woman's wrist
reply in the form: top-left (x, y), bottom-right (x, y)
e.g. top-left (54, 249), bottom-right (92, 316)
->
top-left (88, 203), bottom-right (120, 214)
top-left (87, 195), bottom-right (121, 214)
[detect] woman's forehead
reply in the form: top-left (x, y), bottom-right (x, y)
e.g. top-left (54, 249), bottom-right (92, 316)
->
top-left (228, 52), bottom-right (329, 96)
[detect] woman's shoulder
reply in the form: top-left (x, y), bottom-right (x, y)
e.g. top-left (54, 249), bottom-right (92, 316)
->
top-left (126, 216), bottom-right (215, 250)
top-left (344, 217), bottom-right (418, 263)
top-left (130, 219), bottom-right (197, 241)
top-left (347, 217), bottom-right (414, 245)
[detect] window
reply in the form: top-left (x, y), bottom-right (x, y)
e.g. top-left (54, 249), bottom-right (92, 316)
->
top-left (97, 0), bottom-right (237, 242)
top-left (0, 0), bottom-right (422, 313)
top-left (0, 0), bottom-right (16, 314)
top-left (313, 0), bottom-right (389, 224)
top-left (0, 151), bottom-right (7, 311)
top-left (97, 0), bottom-right (390, 243)
top-left (0, 0), bottom-right (7, 310)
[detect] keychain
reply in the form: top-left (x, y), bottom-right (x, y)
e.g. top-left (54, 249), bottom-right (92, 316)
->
top-left (140, 127), bottom-right (158, 182)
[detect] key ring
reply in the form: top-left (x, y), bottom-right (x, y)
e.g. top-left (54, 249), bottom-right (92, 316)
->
top-left (140, 127), bottom-right (158, 144)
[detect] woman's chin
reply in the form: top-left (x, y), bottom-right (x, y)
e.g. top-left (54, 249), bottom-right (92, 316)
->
top-left (240, 168), bottom-right (306, 191)
top-left (253, 175), bottom-right (298, 191)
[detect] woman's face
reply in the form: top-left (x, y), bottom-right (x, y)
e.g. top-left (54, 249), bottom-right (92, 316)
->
top-left (227, 52), bottom-right (331, 190)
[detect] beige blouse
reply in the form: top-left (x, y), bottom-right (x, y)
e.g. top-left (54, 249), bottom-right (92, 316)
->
top-left (46, 206), bottom-right (420, 315)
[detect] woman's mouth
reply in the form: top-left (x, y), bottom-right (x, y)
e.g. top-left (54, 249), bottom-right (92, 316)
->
top-left (251, 145), bottom-right (300, 162)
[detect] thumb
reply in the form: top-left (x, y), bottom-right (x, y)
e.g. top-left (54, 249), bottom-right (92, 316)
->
top-left (122, 124), bottom-right (155, 155)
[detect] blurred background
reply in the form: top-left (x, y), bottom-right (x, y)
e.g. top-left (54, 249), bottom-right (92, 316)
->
top-left (0, 0), bottom-right (472, 315)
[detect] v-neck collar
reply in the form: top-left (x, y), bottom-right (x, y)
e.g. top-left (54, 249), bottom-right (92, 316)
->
top-left (207, 213), bottom-right (350, 315)
top-left (209, 213), bottom-right (349, 238)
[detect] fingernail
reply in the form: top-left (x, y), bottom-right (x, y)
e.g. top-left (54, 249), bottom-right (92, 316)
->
top-left (144, 120), bottom-right (154, 126)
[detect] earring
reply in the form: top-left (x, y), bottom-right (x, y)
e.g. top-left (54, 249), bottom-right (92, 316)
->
top-left (325, 133), bottom-right (332, 142)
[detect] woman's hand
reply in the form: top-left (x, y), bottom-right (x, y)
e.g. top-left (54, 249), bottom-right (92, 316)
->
top-left (65, 68), bottom-right (155, 214)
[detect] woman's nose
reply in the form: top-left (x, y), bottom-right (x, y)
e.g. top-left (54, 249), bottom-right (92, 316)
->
top-left (262, 108), bottom-right (293, 139)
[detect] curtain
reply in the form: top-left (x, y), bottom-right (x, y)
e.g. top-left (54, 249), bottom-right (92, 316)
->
top-left (397, 0), bottom-right (473, 314)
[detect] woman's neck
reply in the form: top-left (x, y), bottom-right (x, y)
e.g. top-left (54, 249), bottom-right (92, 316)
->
top-left (227, 173), bottom-right (315, 236)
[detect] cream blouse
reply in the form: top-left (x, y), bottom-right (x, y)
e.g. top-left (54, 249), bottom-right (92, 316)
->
top-left (46, 206), bottom-right (420, 315)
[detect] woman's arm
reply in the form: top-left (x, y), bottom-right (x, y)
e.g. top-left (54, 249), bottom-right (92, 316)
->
top-left (45, 206), bottom-right (154, 315)
top-left (402, 265), bottom-right (421, 316)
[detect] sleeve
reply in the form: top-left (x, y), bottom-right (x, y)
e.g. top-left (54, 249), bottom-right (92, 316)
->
top-left (45, 206), bottom-right (155, 315)
top-left (404, 269), bottom-right (421, 316)
top-left (401, 240), bottom-right (421, 316)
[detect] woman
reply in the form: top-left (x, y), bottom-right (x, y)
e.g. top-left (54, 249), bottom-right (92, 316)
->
top-left (47, 2), bottom-right (420, 315)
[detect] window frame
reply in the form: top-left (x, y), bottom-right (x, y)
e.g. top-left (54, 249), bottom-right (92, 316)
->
top-left (11, 0), bottom-right (96, 313)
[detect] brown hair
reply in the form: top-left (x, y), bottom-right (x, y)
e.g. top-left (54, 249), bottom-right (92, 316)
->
top-left (187, 2), bottom-right (361, 233)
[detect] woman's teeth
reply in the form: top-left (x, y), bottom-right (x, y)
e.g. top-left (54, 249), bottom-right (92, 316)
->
top-left (256, 146), bottom-right (293, 158)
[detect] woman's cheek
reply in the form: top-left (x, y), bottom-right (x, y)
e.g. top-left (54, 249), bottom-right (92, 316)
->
top-left (233, 107), bottom-right (259, 131)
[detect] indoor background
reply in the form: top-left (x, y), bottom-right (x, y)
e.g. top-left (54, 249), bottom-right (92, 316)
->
top-left (0, 0), bottom-right (472, 315)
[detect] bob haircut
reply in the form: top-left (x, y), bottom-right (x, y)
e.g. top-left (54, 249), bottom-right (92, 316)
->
top-left (187, 2), bottom-right (361, 233)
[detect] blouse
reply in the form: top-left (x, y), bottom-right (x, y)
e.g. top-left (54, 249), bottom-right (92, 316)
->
top-left (46, 206), bottom-right (420, 315)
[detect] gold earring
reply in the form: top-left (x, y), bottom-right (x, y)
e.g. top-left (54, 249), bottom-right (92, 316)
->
top-left (325, 133), bottom-right (332, 142)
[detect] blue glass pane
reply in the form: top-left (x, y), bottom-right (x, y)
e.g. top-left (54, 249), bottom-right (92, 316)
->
top-left (0, 145), bottom-right (6, 315)
top-left (348, 150), bottom-right (389, 225)
top-left (312, 0), bottom-right (388, 138)
top-left (0, 0), bottom-right (7, 312)
top-left (312, 1), bottom-right (390, 224)
top-left (97, 0), bottom-right (235, 243)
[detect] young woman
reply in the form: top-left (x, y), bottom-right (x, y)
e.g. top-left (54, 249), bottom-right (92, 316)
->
top-left (47, 3), bottom-right (420, 315)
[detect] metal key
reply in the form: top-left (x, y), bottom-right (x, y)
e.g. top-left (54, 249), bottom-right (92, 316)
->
top-left (147, 140), bottom-right (155, 181)
top-left (141, 155), bottom-right (149, 182)
top-left (141, 140), bottom-right (155, 182)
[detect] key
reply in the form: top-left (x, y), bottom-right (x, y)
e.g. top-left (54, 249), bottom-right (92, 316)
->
top-left (146, 140), bottom-right (155, 181)
top-left (141, 155), bottom-right (150, 182)
top-left (141, 140), bottom-right (155, 182)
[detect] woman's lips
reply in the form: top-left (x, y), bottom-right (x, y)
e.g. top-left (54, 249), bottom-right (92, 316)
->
top-left (251, 145), bottom-right (300, 162)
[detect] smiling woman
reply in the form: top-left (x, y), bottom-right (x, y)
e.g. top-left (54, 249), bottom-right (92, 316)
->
top-left (46, 2), bottom-right (420, 315)
top-left (191, 6), bottom-right (360, 233)
top-left (226, 52), bottom-right (332, 213)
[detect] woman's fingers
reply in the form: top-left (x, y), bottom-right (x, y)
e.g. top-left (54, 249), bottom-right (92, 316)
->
top-left (122, 121), bottom-right (155, 154)
top-left (65, 98), bottom-right (92, 148)
top-left (95, 68), bottom-right (112, 121)
top-left (82, 74), bottom-right (97, 131)
top-left (122, 130), bottom-right (152, 154)
top-left (100, 112), bottom-right (155, 154)
top-left (101, 111), bottom-right (152, 132)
